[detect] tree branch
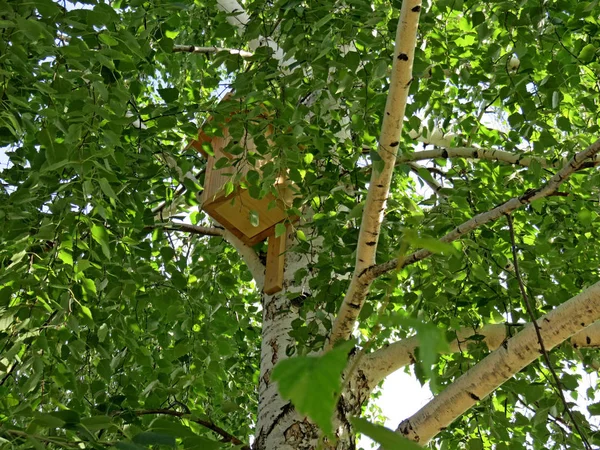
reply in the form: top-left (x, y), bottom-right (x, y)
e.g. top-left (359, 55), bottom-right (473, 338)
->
top-left (222, 229), bottom-right (265, 289)
top-left (150, 222), bottom-right (224, 237)
top-left (134, 409), bottom-right (250, 449)
top-left (327, 0), bottom-right (422, 349)
top-left (360, 321), bottom-right (600, 391)
top-left (173, 44), bottom-right (253, 58)
top-left (392, 280), bottom-right (600, 445)
top-left (398, 146), bottom-right (600, 169)
top-left (148, 223), bottom-right (265, 287)
top-left (369, 137), bottom-right (600, 279)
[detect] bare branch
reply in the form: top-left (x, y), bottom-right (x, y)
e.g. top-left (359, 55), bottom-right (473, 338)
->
top-left (393, 280), bottom-right (600, 445)
top-left (327, 0), bottom-right (423, 349)
top-left (398, 146), bottom-right (600, 168)
top-left (369, 137), bottom-right (600, 279)
top-left (173, 44), bottom-right (253, 58)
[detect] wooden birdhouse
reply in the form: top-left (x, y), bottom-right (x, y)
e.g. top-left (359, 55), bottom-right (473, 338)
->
top-left (189, 113), bottom-right (295, 295)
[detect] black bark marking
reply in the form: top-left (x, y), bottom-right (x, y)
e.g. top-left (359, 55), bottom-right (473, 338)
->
top-left (366, 241), bottom-right (377, 246)
top-left (587, 336), bottom-right (592, 345)
top-left (261, 402), bottom-right (295, 446)
top-left (468, 391), bottom-right (481, 401)
top-left (581, 322), bottom-right (586, 327)
top-left (412, 5), bottom-right (421, 12)
top-left (390, 141), bottom-right (399, 147)
top-left (543, 317), bottom-right (550, 323)
top-left (348, 303), bottom-right (361, 310)
top-left (397, 53), bottom-right (409, 61)
top-left (472, 150), bottom-right (479, 159)
top-left (441, 149), bottom-right (449, 158)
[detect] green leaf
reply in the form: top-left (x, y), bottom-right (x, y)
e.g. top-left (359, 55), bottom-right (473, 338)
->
top-left (34, 412), bottom-right (65, 428)
top-left (98, 323), bottom-right (109, 343)
top-left (373, 59), bottom-right (389, 79)
top-left (98, 178), bottom-right (118, 200)
top-left (272, 340), bottom-right (354, 437)
top-left (224, 181), bottom-right (235, 196)
top-left (115, 442), bottom-right (147, 450)
top-left (402, 230), bottom-right (456, 255)
top-left (552, 91), bottom-right (560, 109)
top-left (577, 208), bottom-right (592, 226)
top-left (350, 417), bottom-right (422, 450)
top-left (80, 415), bottom-right (114, 431)
top-left (383, 315), bottom-right (447, 389)
top-left (181, 436), bottom-right (223, 450)
top-left (51, 410), bottom-right (80, 425)
top-left (589, 402), bottom-right (600, 416)
top-left (80, 304), bottom-right (93, 320)
top-left (98, 33), bottom-right (119, 46)
top-left (347, 202), bottom-right (364, 220)
top-left (296, 230), bottom-right (307, 241)
top-left (158, 88), bottom-right (179, 103)
top-left (578, 44), bottom-right (597, 62)
top-left (150, 418), bottom-right (197, 437)
top-left (275, 222), bottom-right (286, 238)
top-left (249, 210), bottom-right (259, 227)
top-left (91, 224), bottom-right (111, 259)
top-left (132, 432), bottom-right (176, 448)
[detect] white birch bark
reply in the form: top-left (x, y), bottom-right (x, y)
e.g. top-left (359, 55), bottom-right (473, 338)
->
top-left (327, 0), bottom-right (423, 349)
top-left (360, 320), bottom-right (600, 390)
top-left (254, 231), bottom-right (360, 449)
top-left (391, 280), bottom-right (600, 446)
top-left (172, 44), bottom-right (253, 58)
top-left (398, 146), bottom-right (600, 168)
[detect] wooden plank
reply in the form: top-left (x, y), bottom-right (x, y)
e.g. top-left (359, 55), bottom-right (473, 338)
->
top-left (264, 229), bottom-right (286, 295)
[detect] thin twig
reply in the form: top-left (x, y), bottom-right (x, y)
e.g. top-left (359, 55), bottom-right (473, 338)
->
top-left (133, 409), bottom-right (249, 449)
top-left (506, 213), bottom-right (591, 449)
top-left (146, 223), bottom-right (224, 237)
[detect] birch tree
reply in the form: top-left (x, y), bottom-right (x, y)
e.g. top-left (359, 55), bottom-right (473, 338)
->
top-left (1, 0), bottom-right (600, 449)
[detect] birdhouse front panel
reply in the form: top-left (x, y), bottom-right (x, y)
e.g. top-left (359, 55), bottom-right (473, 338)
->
top-left (195, 127), bottom-right (294, 246)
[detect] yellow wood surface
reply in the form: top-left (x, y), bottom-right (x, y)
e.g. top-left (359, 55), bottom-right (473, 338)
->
top-left (264, 229), bottom-right (287, 294)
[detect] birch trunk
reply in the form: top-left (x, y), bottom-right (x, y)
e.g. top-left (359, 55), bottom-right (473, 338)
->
top-left (255, 231), bottom-right (365, 450)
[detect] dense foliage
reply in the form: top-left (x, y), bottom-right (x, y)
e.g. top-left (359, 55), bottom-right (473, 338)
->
top-left (0, 0), bottom-right (599, 448)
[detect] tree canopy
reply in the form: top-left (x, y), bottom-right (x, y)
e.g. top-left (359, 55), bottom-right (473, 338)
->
top-left (0, 0), bottom-right (600, 449)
